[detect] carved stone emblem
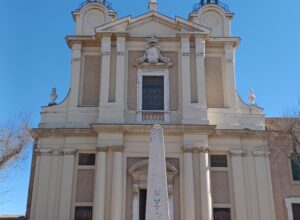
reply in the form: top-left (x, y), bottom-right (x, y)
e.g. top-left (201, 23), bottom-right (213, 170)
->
top-left (136, 35), bottom-right (170, 64)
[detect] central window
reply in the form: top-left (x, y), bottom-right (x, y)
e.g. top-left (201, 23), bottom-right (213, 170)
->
top-left (136, 68), bottom-right (170, 123)
top-left (142, 76), bottom-right (164, 110)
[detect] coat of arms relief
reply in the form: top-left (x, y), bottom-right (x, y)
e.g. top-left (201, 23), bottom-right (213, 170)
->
top-left (136, 35), bottom-right (171, 64)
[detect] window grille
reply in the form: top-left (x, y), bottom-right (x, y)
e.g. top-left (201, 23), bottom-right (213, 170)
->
top-left (210, 155), bottom-right (228, 168)
top-left (213, 208), bottom-right (231, 220)
top-left (78, 153), bottom-right (96, 166)
top-left (75, 206), bottom-right (93, 220)
top-left (291, 157), bottom-right (300, 181)
top-left (142, 76), bottom-right (164, 111)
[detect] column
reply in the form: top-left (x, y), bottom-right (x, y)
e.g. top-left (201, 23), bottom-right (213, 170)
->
top-left (183, 149), bottom-right (196, 220)
top-left (230, 150), bottom-right (248, 220)
top-left (180, 36), bottom-right (192, 107)
top-left (253, 151), bottom-right (276, 220)
top-left (200, 149), bottom-right (213, 220)
top-left (195, 38), bottom-right (207, 108)
top-left (33, 149), bottom-right (52, 220)
top-left (116, 35), bottom-right (126, 107)
top-left (224, 44), bottom-right (238, 109)
top-left (98, 35), bottom-right (112, 123)
top-left (110, 147), bottom-right (124, 220)
top-left (93, 148), bottom-right (107, 220)
top-left (69, 43), bottom-right (82, 107)
top-left (58, 149), bottom-right (77, 220)
top-left (132, 185), bottom-right (139, 220)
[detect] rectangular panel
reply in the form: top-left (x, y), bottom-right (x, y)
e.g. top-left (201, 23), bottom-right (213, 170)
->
top-left (81, 55), bottom-right (101, 106)
top-left (76, 169), bottom-right (95, 202)
top-left (109, 45), bottom-right (116, 102)
top-left (205, 57), bottom-right (224, 108)
top-left (211, 171), bottom-right (230, 203)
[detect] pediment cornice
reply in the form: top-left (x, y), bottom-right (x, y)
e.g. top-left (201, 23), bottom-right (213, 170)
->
top-left (95, 11), bottom-right (211, 36)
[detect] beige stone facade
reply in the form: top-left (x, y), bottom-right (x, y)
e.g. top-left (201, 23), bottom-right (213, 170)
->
top-left (26, 1), bottom-right (300, 220)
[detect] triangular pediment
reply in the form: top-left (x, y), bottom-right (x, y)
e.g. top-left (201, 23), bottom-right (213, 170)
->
top-left (95, 11), bottom-right (211, 37)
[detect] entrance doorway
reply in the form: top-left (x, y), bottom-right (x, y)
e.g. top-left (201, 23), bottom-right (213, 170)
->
top-left (139, 189), bottom-right (147, 220)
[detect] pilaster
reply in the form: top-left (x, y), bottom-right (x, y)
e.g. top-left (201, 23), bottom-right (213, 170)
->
top-left (110, 146), bottom-right (124, 220)
top-left (93, 147), bottom-right (107, 220)
top-left (200, 148), bottom-right (213, 220)
top-left (98, 35), bottom-right (112, 123)
top-left (253, 151), bottom-right (276, 220)
top-left (182, 147), bottom-right (196, 220)
top-left (58, 149), bottom-right (77, 220)
top-left (69, 43), bottom-right (82, 108)
top-left (195, 38), bottom-right (207, 109)
top-left (230, 150), bottom-right (248, 220)
top-left (224, 44), bottom-right (238, 109)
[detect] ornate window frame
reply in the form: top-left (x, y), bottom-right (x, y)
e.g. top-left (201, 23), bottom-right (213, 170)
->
top-left (285, 197), bottom-right (300, 220)
top-left (136, 67), bottom-right (170, 123)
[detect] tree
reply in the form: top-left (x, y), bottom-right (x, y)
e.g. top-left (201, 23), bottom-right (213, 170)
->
top-left (268, 99), bottom-right (300, 163)
top-left (0, 117), bottom-right (32, 170)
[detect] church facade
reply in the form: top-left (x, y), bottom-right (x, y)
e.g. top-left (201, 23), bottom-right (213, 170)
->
top-left (26, 1), bottom-right (298, 220)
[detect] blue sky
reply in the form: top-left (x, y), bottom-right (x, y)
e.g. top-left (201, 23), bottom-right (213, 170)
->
top-left (0, 0), bottom-right (299, 215)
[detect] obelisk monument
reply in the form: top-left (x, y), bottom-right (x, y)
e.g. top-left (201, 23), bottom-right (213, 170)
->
top-left (145, 125), bottom-right (170, 220)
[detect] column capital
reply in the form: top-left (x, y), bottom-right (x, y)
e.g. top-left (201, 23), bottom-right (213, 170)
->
top-left (62, 148), bottom-right (77, 155)
top-left (230, 150), bottom-right (246, 157)
top-left (101, 36), bottom-right (111, 55)
top-left (225, 44), bottom-right (234, 63)
top-left (35, 148), bottom-right (53, 156)
top-left (97, 145), bottom-right (125, 152)
top-left (116, 37), bottom-right (126, 55)
top-left (252, 150), bottom-right (270, 157)
top-left (182, 146), bottom-right (200, 153)
top-left (200, 147), bottom-right (210, 153)
top-left (195, 38), bottom-right (206, 57)
top-left (180, 37), bottom-right (190, 56)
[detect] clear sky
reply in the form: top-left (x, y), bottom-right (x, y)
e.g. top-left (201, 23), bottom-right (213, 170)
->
top-left (0, 0), bottom-right (299, 215)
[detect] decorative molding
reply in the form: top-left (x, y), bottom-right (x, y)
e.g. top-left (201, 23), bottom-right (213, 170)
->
top-left (116, 37), bottom-right (126, 55)
top-left (136, 68), bottom-right (170, 123)
top-left (230, 150), bottom-right (245, 157)
top-left (35, 149), bottom-right (53, 156)
top-left (225, 45), bottom-right (234, 63)
top-left (182, 146), bottom-right (201, 153)
top-left (195, 38), bottom-right (205, 57)
top-left (252, 150), bottom-right (270, 157)
top-left (136, 35), bottom-right (171, 64)
top-left (96, 145), bottom-right (125, 152)
top-left (62, 149), bottom-right (77, 155)
top-left (101, 37), bottom-right (111, 55)
top-left (181, 40), bottom-right (190, 56)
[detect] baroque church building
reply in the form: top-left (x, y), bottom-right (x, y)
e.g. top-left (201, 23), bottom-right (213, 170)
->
top-left (27, 0), bottom-right (296, 220)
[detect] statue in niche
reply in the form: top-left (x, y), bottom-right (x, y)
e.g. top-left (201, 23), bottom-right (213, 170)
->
top-left (136, 34), bottom-right (170, 64)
